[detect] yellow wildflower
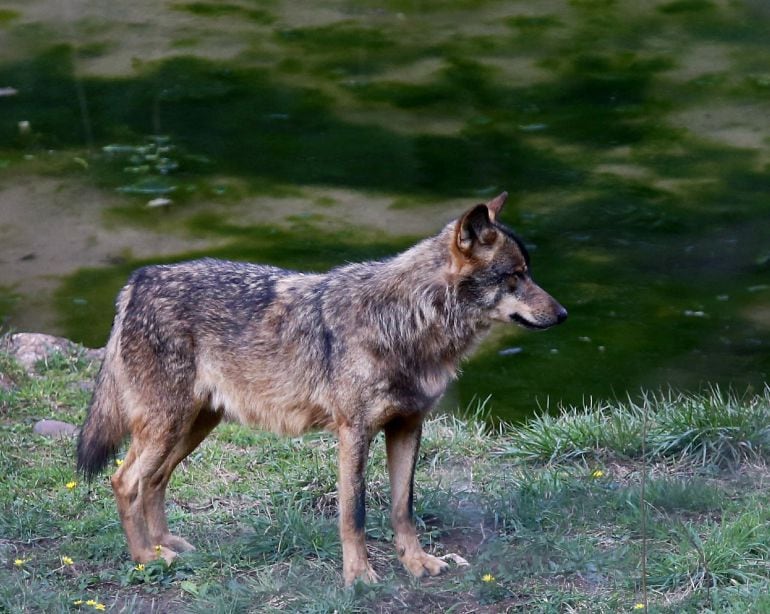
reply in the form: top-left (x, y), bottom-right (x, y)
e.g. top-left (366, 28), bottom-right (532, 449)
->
top-left (481, 573), bottom-right (495, 582)
top-left (94, 604), bottom-right (106, 611)
top-left (85, 600), bottom-right (97, 606)
top-left (66, 481), bottom-right (78, 490)
top-left (115, 459), bottom-right (123, 466)
top-left (62, 555), bottom-right (74, 566)
top-left (591, 469), bottom-right (604, 479)
top-left (135, 564), bottom-right (145, 571)
top-left (73, 600), bottom-right (84, 605)
top-left (154, 544), bottom-right (162, 554)
top-left (633, 604), bottom-right (645, 611)
top-left (14, 558), bottom-right (27, 567)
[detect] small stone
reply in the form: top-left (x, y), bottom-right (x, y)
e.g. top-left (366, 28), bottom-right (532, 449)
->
top-left (33, 419), bottom-right (79, 438)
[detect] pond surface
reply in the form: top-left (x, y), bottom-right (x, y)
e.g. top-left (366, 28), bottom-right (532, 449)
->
top-left (0, 0), bottom-right (768, 420)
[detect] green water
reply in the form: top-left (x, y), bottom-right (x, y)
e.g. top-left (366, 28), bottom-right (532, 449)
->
top-left (1, 0), bottom-right (768, 419)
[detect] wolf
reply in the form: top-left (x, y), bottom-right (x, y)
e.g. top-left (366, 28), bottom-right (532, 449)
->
top-left (76, 192), bottom-right (567, 585)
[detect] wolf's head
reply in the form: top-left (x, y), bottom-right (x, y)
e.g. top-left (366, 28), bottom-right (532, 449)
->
top-left (450, 192), bottom-right (567, 330)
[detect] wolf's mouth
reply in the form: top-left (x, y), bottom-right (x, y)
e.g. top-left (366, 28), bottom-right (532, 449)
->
top-left (510, 313), bottom-right (551, 330)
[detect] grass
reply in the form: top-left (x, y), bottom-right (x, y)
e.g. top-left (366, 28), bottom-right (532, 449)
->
top-left (501, 389), bottom-right (770, 467)
top-left (1, 344), bottom-right (770, 612)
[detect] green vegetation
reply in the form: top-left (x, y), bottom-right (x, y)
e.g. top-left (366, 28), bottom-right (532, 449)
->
top-left (502, 390), bottom-right (770, 466)
top-left (2, 346), bottom-right (770, 611)
top-left (171, 3), bottom-right (275, 24)
top-left (1, 0), bottom-right (769, 418)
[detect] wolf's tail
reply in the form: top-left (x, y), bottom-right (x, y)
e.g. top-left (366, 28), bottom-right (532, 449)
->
top-left (77, 359), bottom-right (127, 480)
top-left (77, 288), bottom-right (131, 480)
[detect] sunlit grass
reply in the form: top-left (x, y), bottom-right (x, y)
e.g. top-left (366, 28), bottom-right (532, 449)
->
top-left (1, 346), bottom-right (769, 612)
top-left (501, 388), bottom-right (770, 467)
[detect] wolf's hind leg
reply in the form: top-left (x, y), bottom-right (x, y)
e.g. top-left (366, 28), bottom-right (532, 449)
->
top-left (143, 407), bottom-right (222, 554)
top-left (385, 418), bottom-right (449, 578)
top-left (111, 442), bottom-right (176, 564)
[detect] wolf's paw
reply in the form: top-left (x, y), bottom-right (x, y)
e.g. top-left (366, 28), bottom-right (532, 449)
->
top-left (159, 534), bottom-right (196, 553)
top-left (401, 551), bottom-right (450, 578)
top-left (344, 561), bottom-right (380, 586)
top-left (157, 545), bottom-right (178, 565)
top-left (135, 544), bottom-right (178, 565)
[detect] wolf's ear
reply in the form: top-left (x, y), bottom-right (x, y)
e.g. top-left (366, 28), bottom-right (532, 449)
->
top-left (486, 191), bottom-right (507, 222)
top-left (455, 203), bottom-right (498, 256)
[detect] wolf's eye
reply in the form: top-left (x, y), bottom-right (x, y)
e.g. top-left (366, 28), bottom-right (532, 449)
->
top-left (507, 269), bottom-right (527, 290)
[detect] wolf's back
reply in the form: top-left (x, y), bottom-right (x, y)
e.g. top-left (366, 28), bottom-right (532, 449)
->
top-left (76, 286), bottom-right (131, 480)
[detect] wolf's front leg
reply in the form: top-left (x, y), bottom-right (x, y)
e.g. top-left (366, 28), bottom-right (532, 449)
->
top-left (385, 418), bottom-right (449, 578)
top-left (337, 425), bottom-right (379, 585)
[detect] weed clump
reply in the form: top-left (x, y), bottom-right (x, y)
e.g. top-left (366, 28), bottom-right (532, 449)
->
top-left (502, 388), bottom-right (770, 467)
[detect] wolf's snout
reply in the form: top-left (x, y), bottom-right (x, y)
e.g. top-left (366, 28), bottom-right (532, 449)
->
top-left (556, 305), bottom-right (568, 324)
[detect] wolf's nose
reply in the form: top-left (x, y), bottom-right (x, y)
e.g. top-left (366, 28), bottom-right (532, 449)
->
top-left (556, 306), bottom-right (568, 324)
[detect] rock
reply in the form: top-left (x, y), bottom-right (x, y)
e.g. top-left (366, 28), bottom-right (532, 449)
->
top-left (0, 371), bottom-right (14, 391)
top-left (33, 419), bottom-right (79, 438)
top-left (1, 332), bottom-right (104, 373)
top-left (76, 380), bottom-right (95, 393)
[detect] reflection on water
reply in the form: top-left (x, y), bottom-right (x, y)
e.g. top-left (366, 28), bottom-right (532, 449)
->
top-left (0, 0), bottom-right (768, 419)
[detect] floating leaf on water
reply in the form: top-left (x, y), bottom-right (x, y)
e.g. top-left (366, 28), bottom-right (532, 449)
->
top-left (156, 159), bottom-right (179, 174)
top-left (683, 310), bottom-right (707, 317)
top-left (123, 165), bottom-right (150, 174)
top-left (117, 179), bottom-right (177, 195)
top-left (103, 144), bottom-right (140, 154)
top-left (518, 123), bottom-right (548, 132)
top-left (498, 347), bottom-right (523, 356)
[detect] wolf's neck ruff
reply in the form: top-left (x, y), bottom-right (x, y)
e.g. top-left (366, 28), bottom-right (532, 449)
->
top-left (343, 228), bottom-right (490, 376)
